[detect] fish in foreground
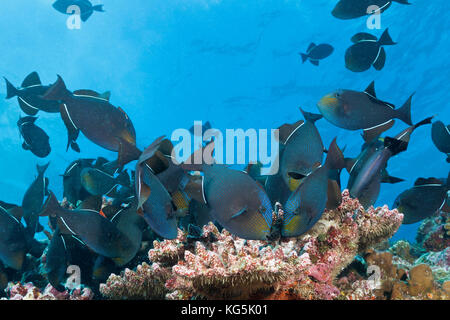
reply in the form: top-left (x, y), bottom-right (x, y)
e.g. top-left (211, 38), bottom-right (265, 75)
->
top-left (282, 138), bottom-right (344, 237)
top-left (22, 163), bottom-right (50, 236)
top-left (40, 191), bottom-right (138, 266)
top-left (345, 29), bottom-right (396, 72)
top-left (0, 204), bottom-right (28, 270)
top-left (347, 118), bottom-right (432, 208)
top-left (332, 0), bottom-right (410, 20)
top-left (43, 75), bottom-right (141, 166)
top-left (394, 175), bottom-right (449, 224)
top-left (300, 43), bottom-right (334, 66)
top-left (4, 72), bottom-right (60, 115)
top-left (280, 108), bottom-right (324, 190)
top-left (17, 116), bottom-right (51, 158)
top-left (202, 164), bottom-right (273, 240)
top-left (52, 0), bottom-right (105, 22)
top-left (317, 81), bottom-right (413, 130)
top-left (431, 121), bottom-right (450, 162)
top-left (62, 158), bottom-right (95, 206)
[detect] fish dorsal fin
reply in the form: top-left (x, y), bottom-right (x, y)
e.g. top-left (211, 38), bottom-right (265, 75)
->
top-left (364, 81), bottom-right (377, 98)
top-left (307, 43), bottom-right (316, 53)
top-left (277, 120), bottom-right (304, 144)
top-left (299, 107), bottom-right (323, 123)
top-left (73, 89), bottom-right (109, 101)
top-left (351, 33), bottom-right (378, 43)
top-left (77, 195), bottom-right (103, 212)
top-left (22, 72), bottom-right (42, 88)
top-left (414, 177), bottom-right (443, 187)
top-left (363, 119), bottom-right (395, 143)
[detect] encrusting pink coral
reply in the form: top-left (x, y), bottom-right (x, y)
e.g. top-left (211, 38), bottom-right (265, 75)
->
top-left (100, 190), bottom-right (404, 300)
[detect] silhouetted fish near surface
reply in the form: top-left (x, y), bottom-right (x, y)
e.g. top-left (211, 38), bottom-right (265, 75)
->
top-left (318, 81), bottom-right (413, 130)
top-left (0, 205), bottom-right (28, 270)
top-left (40, 191), bottom-right (137, 266)
top-left (394, 175), bottom-right (449, 224)
top-left (22, 163), bottom-right (49, 236)
top-left (431, 121), bottom-right (450, 162)
top-left (202, 164), bottom-right (273, 240)
top-left (280, 108), bottom-right (324, 189)
top-left (332, 0), bottom-right (410, 20)
top-left (4, 72), bottom-right (60, 115)
top-left (300, 43), bottom-right (334, 66)
top-left (345, 29), bottom-right (396, 72)
top-left (17, 116), bottom-right (51, 158)
top-left (62, 158), bottom-right (95, 206)
top-left (53, 0), bottom-right (105, 22)
top-left (43, 76), bottom-right (141, 166)
top-left (282, 138), bottom-right (345, 237)
top-left (81, 168), bottom-right (130, 196)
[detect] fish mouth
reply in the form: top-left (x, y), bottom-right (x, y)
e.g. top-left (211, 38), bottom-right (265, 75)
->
top-left (318, 93), bottom-right (339, 109)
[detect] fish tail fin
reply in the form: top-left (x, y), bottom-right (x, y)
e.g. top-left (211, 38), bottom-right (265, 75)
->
top-left (93, 5), bottom-right (105, 12)
top-left (395, 93), bottom-right (414, 125)
top-left (392, 0), bottom-right (411, 4)
top-left (384, 137), bottom-right (408, 156)
top-left (116, 170), bottom-right (131, 186)
top-left (118, 139), bottom-right (142, 167)
top-left (413, 116), bottom-right (433, 130)
top-left (39, 191), bottom-right (61, 217)
top-left (4, 78), bottom-right (19, 99)
top-left (43, 75), bottom-right (70, 101)
top-left (325, 138), bottom-right (345, 173)
top-left (299, 107), bottom-right (323, 123)
top-left (378, 28), bottom-right (396, 46)
top-left (37, 162), bottom-right (50, 175)
top-left (300, 53), bottom-right (308, 63)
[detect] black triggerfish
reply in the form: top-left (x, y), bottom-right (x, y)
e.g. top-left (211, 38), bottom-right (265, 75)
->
top-left (43, 75), bottom-right (141, 166)
top-left (332, 0), bottom-right (410, 20)
top-left (52, 0), bottom-right (105, 22)
top-left (17, 116), bottom-right (51, 158)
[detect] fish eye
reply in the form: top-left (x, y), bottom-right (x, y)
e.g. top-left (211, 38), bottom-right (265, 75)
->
top-left (334, 93), bottom-right (340, 98)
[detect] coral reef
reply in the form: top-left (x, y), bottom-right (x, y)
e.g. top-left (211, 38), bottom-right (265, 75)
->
top-left (100, 190), bottom-right (404, 300)
top-left (416, 212), bottom-right (450, 252)
top-left (3, 282), bottom-right (93, 300)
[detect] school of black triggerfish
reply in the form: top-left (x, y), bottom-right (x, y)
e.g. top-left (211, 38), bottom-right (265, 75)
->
top-left (0, 0), bottom-right (449, 292)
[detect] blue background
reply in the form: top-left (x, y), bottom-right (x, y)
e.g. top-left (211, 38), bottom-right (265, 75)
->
top-left (0, 0), bottom-right (448, 242)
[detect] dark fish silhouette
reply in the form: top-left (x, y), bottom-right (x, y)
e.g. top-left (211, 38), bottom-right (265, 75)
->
top-left (282, 138), bottom-right (344, 237)
top-left (202, 164), bottom-right (273, 240)
top-left (40, 191), bottom-right (137, 266)
top-left (394, 176), bottom-right (449, 224)
top-left (280, 108), bottom-right (324, 189)
top-left (332, 0), bottom-right (410, 20)
top-left (347, 118), bottom-right (432, 208)
top-left (17, 116), bottom-right (51, 158)
top-left (44, 228), bottom-right (70, 292)
top-left (0, 204), bottom-right (28, 270)
top-left (300, 43), bottom-right (334, 66)
top-left (317, 81), bottom-right (413, 130)
top-left (431, 121), bottom-right (450, 162)
top-left (22, 163), bottom-right (49, 236)
top-left (43, 76), bottom-right (141, 166)
top-left (345, 29), bottom-right (396, 72)
top-left (81, 168), bottom-right (130, 196)
top-left (53, 0), bottom-right (105, 22)
top-left (4, 72), bottom-right (60, 115)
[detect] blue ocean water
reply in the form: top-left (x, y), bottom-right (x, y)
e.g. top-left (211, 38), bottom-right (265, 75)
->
top-left (0, 0), bottom-right (448, 244)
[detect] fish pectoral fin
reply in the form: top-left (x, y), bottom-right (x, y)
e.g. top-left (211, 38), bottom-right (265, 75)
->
top-left (230, 207), bottom-right (248, 220)
top-left (310, 59), bottom-right (319, 66)
top-left (373, 47), bottom-right (386, 71)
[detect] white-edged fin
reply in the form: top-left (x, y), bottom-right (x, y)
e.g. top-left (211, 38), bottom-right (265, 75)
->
top-left (60, 235), bottom-right (67, 252)
top-left (111, 209), bottom-right (125, 223)
top-left (201, 176), bottom-right (207, 204)
top-left (71, 235), bottom-right (86, 246)
top-left (60, 217), bottom-right (76, 235)
top-left (285, 122), bottom-right (306, 144)
top-left (63, 104), bottom-right (78, 130)
top-left (18, 97), bottom-right (39, 111)
top-left (363, 119), bottom-right (394, 131)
